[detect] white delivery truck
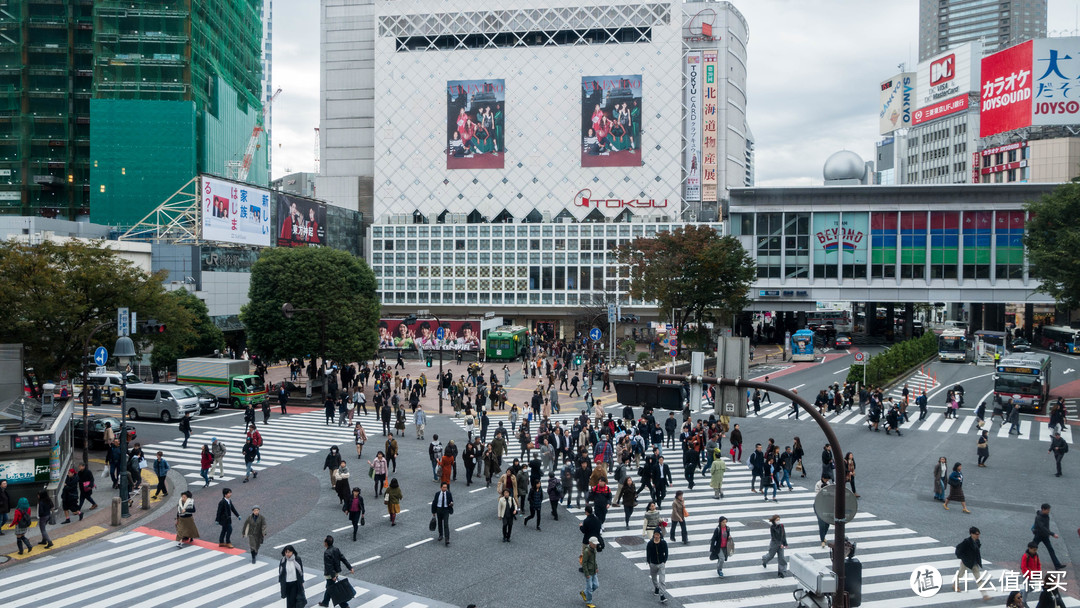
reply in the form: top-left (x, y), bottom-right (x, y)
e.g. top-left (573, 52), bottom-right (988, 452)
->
top-left (176, 358), bottom-right (267, 409)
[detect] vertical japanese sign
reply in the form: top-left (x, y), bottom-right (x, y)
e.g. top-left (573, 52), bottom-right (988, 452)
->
top-left (117, 307), bottom-right (129, 337)
top-left (979, 41), bottom-right (1033, 137)
top-left (701, 50), bottom-right (718, 203)
top-left (1031, 37), bottom-right (1080, 127)
top-left (201, 175), bottom-right (271, 246)
top-left (684, 52), bottom-right (702, 202)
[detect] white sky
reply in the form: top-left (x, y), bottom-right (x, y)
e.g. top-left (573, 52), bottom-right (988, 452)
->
top-left (269, 0), bottom-right (1080, 187)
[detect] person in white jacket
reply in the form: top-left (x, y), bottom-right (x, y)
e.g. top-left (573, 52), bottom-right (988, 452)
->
top-left (414, 409), bottom-right (427, 440)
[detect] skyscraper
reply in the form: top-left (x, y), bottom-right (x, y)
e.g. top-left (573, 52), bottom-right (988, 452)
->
top-left (918, 0), bottom-right (1046, 62)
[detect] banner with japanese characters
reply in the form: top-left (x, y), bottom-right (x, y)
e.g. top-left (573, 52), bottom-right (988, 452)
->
top-left (200, 175), bottom-right (271, 246)
top-left (701, 50), bottom-right (718, 203)
top-left (275, 191), bottom-right (326, 247)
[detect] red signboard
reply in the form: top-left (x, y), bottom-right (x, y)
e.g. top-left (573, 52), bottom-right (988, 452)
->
top-left (930, 54), bottom-right (956, 86)
top-left (912, 93), bottom-right (969, 125)
top-left (979, 41), bottom-right (1033, 137)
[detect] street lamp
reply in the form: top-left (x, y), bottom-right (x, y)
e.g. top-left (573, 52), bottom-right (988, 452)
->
top-left (415, 310), bottom-right (444, 414)
top-left (282, 303), bottom-right (330, 401)
top-left (113, 335), bottom-right (136, 518)
top-left (80, 320), bottom-right (115, 467)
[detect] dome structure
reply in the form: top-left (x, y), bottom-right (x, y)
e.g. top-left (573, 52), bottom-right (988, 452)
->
top-left (823, 150), bottom-right (866, 183)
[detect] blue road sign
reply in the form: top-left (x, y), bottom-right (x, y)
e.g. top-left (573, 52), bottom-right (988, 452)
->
top-left (669, 349), bottom-right (678, 357)
top-left (590, 327), bottom-right (602, 341)
top-left (94, 346), bottom-right (108, 366)
top-left (436, 327), bottom-right (445, 340)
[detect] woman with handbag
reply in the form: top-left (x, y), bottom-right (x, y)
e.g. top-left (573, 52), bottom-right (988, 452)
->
top-left (36, 489), bottom-right (54, 549)
top-left (932, 456), bottom-right (948, 501)
top-left (278, 544), bottom-right (306, 608)
top-left (334, 462), bottom-right (352, 505)
top-left (708, 516), bottom-right (733, 577)
top-left (641, 501), bottom-right (661, 539)
top-left (976, 431), bottom-right (990, 467)
top-left (367, 452), bottom-right (388, 497)
top-left (60, 468), bottom-right (81, 523)
top-left (384, 478), bottom-right (403, 526)
top-left (175, 491), bottom-right (199, 547)
top-left (343, 487), bottom-right (365, 541)
top-left (943, 462), bottom-right (970, 513)
top-left (497, 488), bottom-right (517, 542)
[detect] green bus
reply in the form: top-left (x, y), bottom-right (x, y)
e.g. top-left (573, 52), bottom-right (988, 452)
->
top-left (485, 325), bottom-right (527, 361)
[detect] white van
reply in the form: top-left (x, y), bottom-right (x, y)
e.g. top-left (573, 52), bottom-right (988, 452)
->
top-left (123, 384), bottom-right (200, 423)
top-left (76, 371), bottom-right (143, 404)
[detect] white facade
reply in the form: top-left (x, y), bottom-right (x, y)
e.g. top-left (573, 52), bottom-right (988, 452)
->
top-left (262, 0), bottom-right (274, 175)
top-left (899, 110), bottom-right (978, 184)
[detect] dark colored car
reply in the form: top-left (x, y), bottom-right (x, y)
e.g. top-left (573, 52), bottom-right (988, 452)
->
top-left (834, 333), bottom-right (852, 348)
top-left (73, 415), bottom-right (136, 449)
top-left (1010, 338), bottom-right (1031, 353)
top-left (189, 385), bottom-right (219, 414)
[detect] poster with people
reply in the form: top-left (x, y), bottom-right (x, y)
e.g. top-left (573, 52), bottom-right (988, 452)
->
top-left (580, 74), bottom-right (642, 167)
top-left (446, 79), bottom-right (505, 170)
top-left (275, 192), bottom-right (326, 247)
top-left (379, 318), bottom-right (482, 351)
top-left (200, 175), bottom-right (271, 246)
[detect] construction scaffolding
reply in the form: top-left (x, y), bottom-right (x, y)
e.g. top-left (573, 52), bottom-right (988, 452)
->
top-left (118, 176), bottom-right (200, 244)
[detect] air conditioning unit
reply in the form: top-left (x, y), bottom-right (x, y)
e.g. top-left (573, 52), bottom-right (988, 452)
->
top-left (451, 213), bottom-right (466, 224)
top-left (542, 211), bottom-right (552, 223)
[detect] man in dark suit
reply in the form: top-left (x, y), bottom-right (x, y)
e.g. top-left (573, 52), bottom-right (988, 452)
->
top-left (216, 488), bottom-right (241, 548)
top-left (431, 482), bottom-right (454, 546)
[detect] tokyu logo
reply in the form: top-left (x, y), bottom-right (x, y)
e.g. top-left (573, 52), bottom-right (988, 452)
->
top-left (930, 54), bottom-right (955, 86)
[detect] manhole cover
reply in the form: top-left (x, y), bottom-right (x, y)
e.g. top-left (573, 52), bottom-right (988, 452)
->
top-left (616, 535), bottom-right (644, 546)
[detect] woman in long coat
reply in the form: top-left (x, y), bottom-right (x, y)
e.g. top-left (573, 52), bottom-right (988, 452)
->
top-left (943, 462), bottom-right (970, 513)
top-left (709, 450), bottom-right (727, 499)
top-left (334, 461), bottom-right (352, 504)
top-left (439, 453), bottom-right (454, 485)
top-left (932, 456), bottom-right (948, 501)
top-left (242, 505), bottom-right (268, 563)
top-left (61, 468), bottom-right (81, 523)
top-left (278, 545), bottom-right (305, 608)
top-left (175, 491), bottom-right (199, 546)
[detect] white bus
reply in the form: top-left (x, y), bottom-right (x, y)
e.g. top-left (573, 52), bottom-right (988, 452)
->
top-left (994, 353), bottom-right (1051, 413)
top-left (938, 329), bottom-right (968, 362)
top-left (806, 309), bottom-right (853, 333)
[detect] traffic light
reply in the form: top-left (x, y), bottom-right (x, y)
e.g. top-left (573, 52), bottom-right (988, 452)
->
top-left (403, 314), bottom-right (418, 326)
top-left (82, 354), bottom-right (95, 370)
top-left (426, 355), bottom-right (433, 367)
top-left (142, 319), bottom-right (166, 334)
top-left (619, 314), bottom-right (639, 324)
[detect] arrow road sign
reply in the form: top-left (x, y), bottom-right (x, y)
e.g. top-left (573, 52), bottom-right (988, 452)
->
top-left (590, 328), bottom-right (602, 341)
top-left (436, 327), bottom-right (445, 340)
top-left (94, 346), bottom-right (108, 366)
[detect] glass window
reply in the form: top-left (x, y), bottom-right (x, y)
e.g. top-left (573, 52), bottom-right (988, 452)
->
top-left (870, 212), bottom-right (897, 279)
top-left (962, 211), bottom-right (992, 280)
top-left (555, 267), bottom-right (565, 289)
top-left (930, 211), bottom-right (959, 280)
top-left (542, 267), bottom-right (553, 289)
top-left (529, 267), bottom-right (540, 290)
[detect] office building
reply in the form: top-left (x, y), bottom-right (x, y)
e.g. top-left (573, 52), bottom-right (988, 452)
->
top-left (918, 0), bottom-right (1046, 62)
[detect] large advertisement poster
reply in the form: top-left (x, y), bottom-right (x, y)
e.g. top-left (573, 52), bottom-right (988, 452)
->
top-left (201, 175), bottom-right (271, 246)
top-left (1032, 37), bottom-right (1080, 127)
top-left (446, 79), bottom-right (505, 170)
top-left (580, 74), bottom-right (642, 168)
top-left (879, 72), bottom-right (914, 134)
top-left (0, 457), bottom-right (50, 485)
top-left (684, 53), bottom-right (702, 202)
top-left (701, 50), bottom-right (718, 203)
top-left (916, 42), bottom-right (980, 110)
top-left (275, 192), bottom-right (326, 247)
top-left (980, 41), bottom-right (1033, 137)
top-left (379, 318), bottom-right (481, 351)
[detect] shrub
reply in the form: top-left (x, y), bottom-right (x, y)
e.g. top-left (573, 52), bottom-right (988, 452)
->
top-left (846, 331), bottom-right (938, 387)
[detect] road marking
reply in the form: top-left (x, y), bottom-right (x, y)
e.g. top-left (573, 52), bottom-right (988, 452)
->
top-left (382, 509), bottom-right (409, 518)
top-left (357, 555), bottom-right (381, 565)
top-left (1064, 368), bottom-right (1075, 374)
top-left (4, 525), bottom-right (108, 560)
top-left (955, 416), bottom-right (977, 434)
top-left (405, 538), bottom-right (433, 549)
top-left (454, 521), bottom-right (481, 532)
top-left (469, 487), bottom-right (487, 493)
top-left (333, 524), bottom-right (353, 532)
top-left (790, 384), bottom-right (805, 391)
top-left (272, 539), bottom-right (305, 549)
top-left (833, 367), bottom-right (850, 375)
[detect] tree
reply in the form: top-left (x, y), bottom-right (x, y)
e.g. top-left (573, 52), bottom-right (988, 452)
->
top-left (240, 247), bottom-right (380, 366)
top-left (149, 289), bottom-right (225, 372)
top-left (1026, 182), bottom-right (1080, 309)
top-left (616, 225), bottom-right (756, 354)
top-left (0, 239), bottom-right (196, 387)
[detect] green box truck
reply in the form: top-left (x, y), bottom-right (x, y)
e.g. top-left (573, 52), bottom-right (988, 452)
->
top-left (176, 358), bottom-right (267, 409)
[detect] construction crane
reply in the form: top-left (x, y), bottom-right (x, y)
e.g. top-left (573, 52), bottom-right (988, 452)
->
top-left (232, 87), bottom-right (282, 183)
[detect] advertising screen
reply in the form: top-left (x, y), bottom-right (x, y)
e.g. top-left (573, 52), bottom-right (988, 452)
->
top-left (684, 53), bottom-right (702, 202)
top-left (980, 41), bottom-right (1033, 137)
top-left (879, 72), bottom-right (914, 134)
top-left (447, 79), bottom-right (505, 170)
top-left (1032, 37), bottom-right (1080, 127)
top-left (916, 42), bottom-right (980, 110)
top-left (200, 175), bottom-right (271, 246)
top-left (379, 318), bottom-right (481, 351)
top-left (581, 74), bottom-right (643, 168)
top-left (275, 192), bottom-right (327, 247)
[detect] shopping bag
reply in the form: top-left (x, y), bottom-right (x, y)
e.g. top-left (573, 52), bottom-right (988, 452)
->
top-left (329, 577), bottom-right (356, 605)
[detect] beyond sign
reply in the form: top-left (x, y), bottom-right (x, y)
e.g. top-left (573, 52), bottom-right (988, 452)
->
top-left (816, 227), bottom-right (864, 252)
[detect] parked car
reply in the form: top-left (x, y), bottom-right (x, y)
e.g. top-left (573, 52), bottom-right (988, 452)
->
top-left (834, 333), bottom-right (852, 349)
top-left (73, 415), bottom-right (136, 449)
top-left (1010, 337), bottom-right (1031, 353)
top-left (189, 384), bottom-right (219, 414)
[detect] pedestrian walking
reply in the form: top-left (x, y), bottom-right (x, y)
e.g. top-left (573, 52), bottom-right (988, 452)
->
top-left (708, 516), bottom-right (733, 577)
top-left (242, 437), bottom-right (259, 483)
top-left (815, 476), bottom-right (833, 547)
top-left (1035, 573), bottom-right (1066, 608)
top-left (523, 479), bottom-right (544, 531)
top-left (1007, 401), bottom-right (1022, 436)
top-left (179, 413), bottom-right (192, 449)
top-left (844, 452), bottom-right (859, 497)
top-left (59, 468), bottom-right (81, 523)
top-left (709, 451), bottom-right (726, 499)
top-left (211, 438), bottom-right (227, 479)
top-left (8, 497), bottom-right (32, 554)
top-left (242, 505), bottom-right (267, 563)
top-left (368, 452), bottom-right (388, 496)
top-left (199, 444), bottom-right (214, 487)
top-left (320, 535), bottom-right (354, 608)
top-left (760, 514), bottom-right (789, 578)
top-left (646, 529), bottom-right (669, 603)
top-left (385, 436), bottom-right (398, 473)
top-left (670, 490), bottom-right (688, 544)
top-left (581, 536), bottom-right (600, 608)
top-left (1032, 503), bottom-right (1066, 569)
top-left (414, 408), bottom-right (426, 440)
top-left (263, 399), bottom-right (272, 425)
top-left (36, 489), bottom-right (54, 549)
top-left (977, 431), bottom-right (990, 467)
top-left (343, 488), bottom-right (365, 541)
top-left (1048, 431), bottom-right (1068, 477)
top-left (353, 422), bottom-right (367, 460)
top-left (152, 451), bottom-right (171, 498)
top-left (641, 502), bottom-right (661, 539)
top-left (278, 385), bottom-right (290, 415)
top-left (932, 456), bottom-right (948, 501)
top-left (1021, 541), bottom-right (1042, 604)
top-left (334, 462), bottom-right (351, 504)
top-left (175, 491), bottom-right (199, 547)
top-left (431, 482), bottom-right (454, 545)
top-left (216, 487), bottom-right (241, 547)
top-left (953, 526), bottom-right (991, 601)
top-left (943, 462), bottom-right (970, 513)
top-left (0, 479), bottom-right (9, 534)
top-left (498, 488), bottom-right (517, 541)
top-left (385, 477), bottom-right (403, 526)
top-left (76, 463), bottom-right (98, 512)
top-left (324, 446), bottom-right (343, 489)
top-left (278, 545), bottom-right (306, 608)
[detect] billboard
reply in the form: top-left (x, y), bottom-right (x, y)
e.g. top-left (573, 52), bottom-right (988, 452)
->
top-left (1032, 37), bottom-right (1080, 127)
top-left (912, 94), bottom-right (969, 125)
top-left (200, 175), bottom-right (271, 246)
top-left (275, 192), bottom-right (326, 247)
top-left (980, 41), bottom-right (1033, 137)
top-left (581, 74), bottom-right (643, 168)
top-left (879, 72), bottom-right (914, 134)
top-left (379, 318), bottom-right (481, 351)
top-left (446, 79), bottom-right (505, 170)
top-left (701, 50), bottom-right (718, 203)
top-left (916, 42), bottom-right (980, 110)
top-left (684, 53), bottom-right (702, 202)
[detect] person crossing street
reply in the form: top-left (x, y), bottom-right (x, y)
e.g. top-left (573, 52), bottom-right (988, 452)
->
top-left (646, 529), bottom-right (669, 603)
top-left (216, 488), bottom-right (241, 548)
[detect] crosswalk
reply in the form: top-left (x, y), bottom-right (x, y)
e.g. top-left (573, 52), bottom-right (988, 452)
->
top-left (144, 411), bottom-right (408, 487)
top-left (0, 530), bottom-right (446, 608)
top-left (567, 462), bottom-right (1080, 607)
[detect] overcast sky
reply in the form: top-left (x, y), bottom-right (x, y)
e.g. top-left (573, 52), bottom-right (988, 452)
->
top-left (269, 0), bottom-right (1080, 187)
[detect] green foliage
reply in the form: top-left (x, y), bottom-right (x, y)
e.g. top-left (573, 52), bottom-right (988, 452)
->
top-left (1025, 182), bottom-right (1080, 309)
top-left (618, 338), bottom-right (636, 362)
top-left (636, 351), bottom-right (651, 365)
top-left (846, 331), bottom-right (938, 387)
top-left (0, 239), bottom-right (196, 383)
top-left (149, 289), bottom-right (225, 371)
top-left (240, 247), bottom-right (380, 364)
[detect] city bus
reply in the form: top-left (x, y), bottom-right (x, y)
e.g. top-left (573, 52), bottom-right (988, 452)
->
top-left (1038, 325), bottom-right (1080, 354)
top-left (484, 325), bottom-right (528, 361)
top-left (937, 329), bottom-right (969, 362)
top-left (806, 309), bottom-right (853, 333)
top-left (791, 329), bottom-right (815, 362)
top-left (994, 353), bottom-right (1051, 413)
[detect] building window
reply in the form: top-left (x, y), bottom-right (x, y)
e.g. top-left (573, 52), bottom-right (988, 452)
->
top-left (962, 211), bottom-right (992, 279)
top-left (900, 211), bottom-right (927, 279)
top-left (995, 210), bottom-right (1025, 280)
top-left (785, 213), bottom-right (810, 279)
top-left (871, 212), bottom-right (897, 279)
top-left (755, 213), bottom-right (782, 279)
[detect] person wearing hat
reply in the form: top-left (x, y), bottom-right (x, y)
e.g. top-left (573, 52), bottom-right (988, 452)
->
top-left (242, 505), bottom-right (268, 564)
top-left (211, 438), bottom-right (227, 479)
top-left (581, 536), bottom-right (600, 608)
top-left (709, 449), bottom-right (727, 499)
top-left (1048, 431), bottom-right (1068, 477)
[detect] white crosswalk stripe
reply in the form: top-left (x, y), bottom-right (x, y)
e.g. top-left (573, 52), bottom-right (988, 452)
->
top-left (143, 411), bottom-right (406, 487)
top-left (567, 463), bottom-right (1080, 607)
top-left (0, 531), bottom-right (445, 608)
